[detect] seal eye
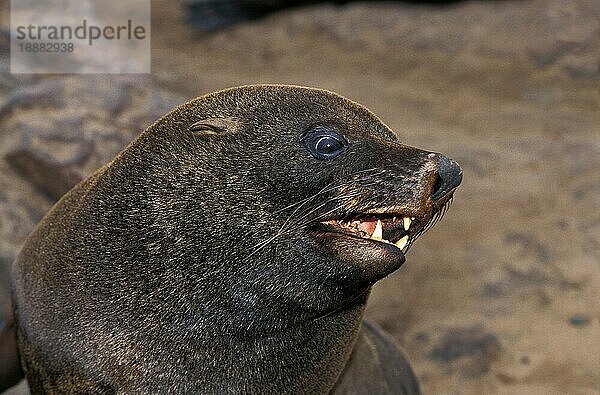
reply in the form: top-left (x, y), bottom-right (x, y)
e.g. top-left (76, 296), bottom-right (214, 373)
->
top-left (304, 127), bottom-right (347, 160)
top-left (315, 136), bottom-right (343, 155)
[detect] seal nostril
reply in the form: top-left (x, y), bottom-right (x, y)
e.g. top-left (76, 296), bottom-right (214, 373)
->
top-left (431, 154), bottom-right (463, 201)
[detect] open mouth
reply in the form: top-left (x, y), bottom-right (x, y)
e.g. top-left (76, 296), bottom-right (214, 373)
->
top-left (321, 213), bottom-right (418, 253)
top-left (318, 199), bottom-right (453, 255)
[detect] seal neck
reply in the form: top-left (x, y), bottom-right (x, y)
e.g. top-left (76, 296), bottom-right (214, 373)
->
top-left (164, 291), bottom-right (369, 393)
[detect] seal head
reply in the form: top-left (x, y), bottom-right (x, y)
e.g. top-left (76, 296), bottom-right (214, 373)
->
top-left (10, 85), bottom-right (461, 393)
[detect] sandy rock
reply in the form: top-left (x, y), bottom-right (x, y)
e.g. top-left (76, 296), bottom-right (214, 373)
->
top-left (5, 149), bottom-right (85, 201)
top-left (429, 326), bottom-right (502, 376)
top-left (0, 81), bottom-right (64, 118)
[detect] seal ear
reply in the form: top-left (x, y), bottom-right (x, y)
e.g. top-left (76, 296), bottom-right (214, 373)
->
top-left (188, 118), bottom-right (238, 136)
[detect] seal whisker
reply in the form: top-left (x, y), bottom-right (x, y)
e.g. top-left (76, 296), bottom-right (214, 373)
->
top-left (272, 184), bottom-right (337, 215)
top-left (282, 192), bottom-right (366, 231)
top-left (287, 205), bottom-right (350, 233)
top-left (275, 176), bottom-right (378, 234)
top-left (248, 190), bottom-right (370, 259)
top-left (248, 192), bottom-right (368, 259)
top-left (246, 233), bottom-right (282, 259)
top-left (273, 181), bottom-right (357, 233)
top-left (273, 172), bottom-right (384, 216)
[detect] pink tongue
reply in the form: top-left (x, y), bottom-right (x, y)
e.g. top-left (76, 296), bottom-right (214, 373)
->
top-left (358, 219), bottom-right (377, 236)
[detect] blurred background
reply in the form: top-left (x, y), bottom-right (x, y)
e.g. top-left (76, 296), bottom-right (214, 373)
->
top-left (0, 0), bottom-right (598, 393)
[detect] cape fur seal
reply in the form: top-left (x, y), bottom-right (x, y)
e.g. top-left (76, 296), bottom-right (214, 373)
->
top-left (4, 85), bottom-right (461, 393)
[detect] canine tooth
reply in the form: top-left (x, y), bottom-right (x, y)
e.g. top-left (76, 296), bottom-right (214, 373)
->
top-left (392, 216), bottom-right (397, 222)
top-left (371, 220), bottom-right (383, 241)
top-left (403, 217), bottom-right (412, 231)
top-left (395, 235), bottom-right (409, 250)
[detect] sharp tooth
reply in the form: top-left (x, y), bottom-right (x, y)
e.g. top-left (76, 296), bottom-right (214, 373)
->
top-left (392, 216), bottom-right (397, 222)
top-left (395, 235), bottom-right (409, 250)
top-left (371, 219), bottom-right (383, 241)
top-left (403, 217), bottom-right (412, 231)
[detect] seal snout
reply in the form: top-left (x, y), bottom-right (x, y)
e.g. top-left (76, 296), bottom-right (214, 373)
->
top-left (430, 153), bottom-right (463, 202)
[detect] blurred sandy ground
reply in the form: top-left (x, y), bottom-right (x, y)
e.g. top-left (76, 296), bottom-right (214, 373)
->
top-left (0, 0), bottom-right (599, 394)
